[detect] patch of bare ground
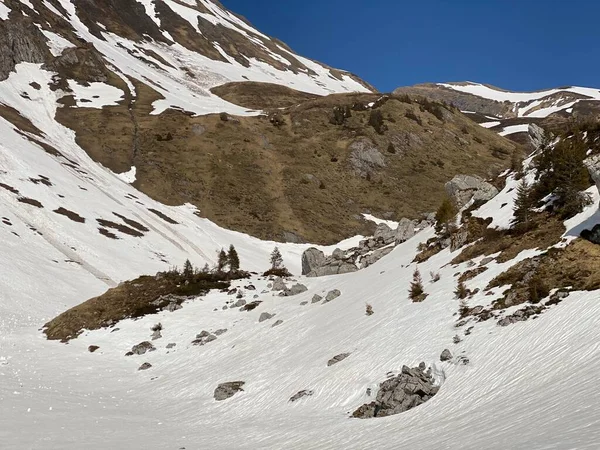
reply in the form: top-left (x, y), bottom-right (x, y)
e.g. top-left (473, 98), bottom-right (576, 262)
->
top-left (0, 182), bottom-right (19, 194)
top-left (97, 218), bottom-right (144, 237)
top-left (113, 212), bottom-right (150, 232)
top-left (98, 227), bottom-right (118, 239)
top-left (0, 105), bottom-right (44, 136)
top-left (17, 197), bottom-right (43, 208)
top-left (452, 213), bottom-right (565, 264)
top-left (148, 208), bottom-right (178, 224)
top-left (54, 207), bottom-right (85, 223)
top-left (210, 81), bottom-right (319, 110)
top-left (43, 270), bottom-right (245, 341)
top-left (56, 77), bottom-right (521, 244)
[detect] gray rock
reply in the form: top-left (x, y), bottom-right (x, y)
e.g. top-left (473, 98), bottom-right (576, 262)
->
top-left (192, 332), bottom-right (217, 346)
top-left (332, 248), bottom-right (345, 260)
top-left (151, 330), bottom-right (162, 341)
top-left (480, 256), bottom-right (495, 266)
top-left (301, 248), bottom-right (326, 275)
top-left (361, 246), bottom-right (394, 268)
top-left (374, 223), bottom-right (396, 245)
top-left (289, 389), bottom-right (314, 402)
top-left (324, 289), bottom-right (341, 303)
top-left (130, 341), bottom-right (156, 356)
top-left (348, 137), bottom-right (386, 178)
top-left (88, 345), bottom-right (99, 353)
top-left (214, 381), bottom-right (245, 401)
top-left (286, 283), bottom-right (308, 296)
top-left (528, 123), bottom-right (547, 151)
top-left (214, 329), bottom-right (228, 336)
top-left (395, 218), bottom-right (415, 244)
top-left (300, 301), bottom-right (308, 305)
top-left (327, 353), bottom-right (351, 366)
top-left (272, 320), bottom-right (284, 327)
top-left (584, 154), bottom-right (600, 203)
top-left (166, 343), bottom-right (176, 349)
top-left (259, 312), bottom-right (274, 322)
top-left (440, 349), bottom-right (453, 362)
top-left (0, 18), bottom-right (52, 81)
top-left (271, 277), bottom-right (288, 292)
top-left (311, 294), bottom-right (323, 304)
top-left (234, 299), bottom-right (247, 307)
top-left (352, 364), bottom-right (438, 418)
top-left (445, 175), bottom-right (499, 208)
top-left (138, 362), bottom-right (152, 371)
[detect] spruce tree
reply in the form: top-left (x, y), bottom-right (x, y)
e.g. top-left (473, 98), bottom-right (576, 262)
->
top-left (454, 281), bottom-right (468, 300)
top-left (270, 246), bottom-right (283, 269)
top-left (512, 179), bottom-right (535, 228)
top-left (182, 259), bottom-right (194, 280)
top-left (435, 196), bottom-right (457, 235)
top-left (409, 268), bottom-right (426, 302)
top-left (228, 244), bottom-right (240, 272)
top-left (217, 249), bottom-right (228, 273)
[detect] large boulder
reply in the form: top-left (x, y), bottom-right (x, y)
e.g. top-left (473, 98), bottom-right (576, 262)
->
top-left (584, 154), bottom-right (600, 196)
top-left (301, 248), bottom-right (326, 275)
top-left (352, 364), bottom-right (439, 418)
top-left (374, 223), bottom-right (396, 245)
top-left (528, 123), bottom-right (547, 150)
top-left (348, 138), bottom-right (386, 178)
top-left (445, 175), bottom-right (499, 208)
top-left (395, 218), bottom-right (415, 243)
top-left (361, 246), bottom-right (394, 268)
top-left (581, 224), bottom-right (600, 245)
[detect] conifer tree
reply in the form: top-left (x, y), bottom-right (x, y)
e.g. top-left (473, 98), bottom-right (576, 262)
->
top-left (227, 244), bottom-right (240, 272)
top-left (435, 196), bottom-right (457, 235)
top-left (217, 249), bottom-right (228, 273)
top-left (409, 268), bottom-right (426, 302)
top-left (454, 280), bottom-right (468, 300)
top-left (512, 179), bottom-right (535, 228)
top-left (270, 246), bottom-right (283, 269)
top-left (182, 259), bottom-right (194, 280)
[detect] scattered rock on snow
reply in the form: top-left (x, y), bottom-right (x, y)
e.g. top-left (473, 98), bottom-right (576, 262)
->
top-left (259, 312), bottom-right (275, 322)
top-left (166, 343), bottom-right (176, 349)
top-left (192, 331), bottom-right (217, 346)
top-left (289, 390), bottom-right (314, 402)
top-left (129, 341), bottom-right (156, 356)
top-left (445, 174), bottom-right (499, 208)
top-left (138, 362), bottom-right (152, 371)
top-left (234, 299), bottom-right (247, 307)
top-left (311, 294), bottom-right (323, 304)
top-left (88, 345), bottom-right (99, 353)
top-left (214, 381), bottom-right (245, 401)
top-left (327, 353), bottom-right (351, 366)
top-left (214, 329), bottom-right (228, 336)
top-left (440, 349), bottom-right (453, 361)
top-left (151, 330), bottom-right (162, 340)
top-left (271, 277), bottom-right (288, 291)
top-left (323, 289), bottom-right (341, 303)
top-left (272, 320), bottom-right (283, 327)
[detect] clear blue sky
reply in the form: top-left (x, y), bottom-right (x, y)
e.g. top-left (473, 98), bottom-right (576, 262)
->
top-left (221, 0), bottom-right (599, 92)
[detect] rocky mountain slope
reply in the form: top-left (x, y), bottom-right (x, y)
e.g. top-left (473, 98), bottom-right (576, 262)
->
top-left (396, 81), bottom-right (600, 143)
top-left (0, 0), bottom-right (523, 243)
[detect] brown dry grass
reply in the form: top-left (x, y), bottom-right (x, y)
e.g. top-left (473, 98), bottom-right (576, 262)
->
top-left (56, 81), bottom-right (520, 244)
top-left (210, 81), bottom-right (318, 110)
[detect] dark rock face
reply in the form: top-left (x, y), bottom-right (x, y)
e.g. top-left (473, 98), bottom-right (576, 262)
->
top-left (352, 364), bottom-right (439, 419)
top-left (327, 353), bottom-right (350, 367)
top-left (88, 345), bottom-right (100, 353)
top-left (138, 362), bottom-right (152, 371)
top-left (192, 331), bottom-right (217, 345)
top-left (289, 390), bottom-right (314, 402)
top-left (214, 381), bottom-right (245, 401)
top-left (0, 17), bottom-right (52, 80)
top-left (581, 224), bottom-right (600, 245)
top-left (440, 349), bottom-right (453, 362)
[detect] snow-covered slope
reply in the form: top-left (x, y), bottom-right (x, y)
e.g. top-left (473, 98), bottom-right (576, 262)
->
top-left (439, 82), bottom-right (600, 119)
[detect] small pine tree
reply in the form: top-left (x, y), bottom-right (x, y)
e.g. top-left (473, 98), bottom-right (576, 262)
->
top-left (201, 263), bottom-right (210, 274)
top-left (228, 244), bottom-right (240, 272)
top-left (512, 179), bottom-right (535, 228)
top-left (454, 281), bottom-right (468, 299)
top-left (409, 268), bottom-right (426, 302)
top-left (270, 246), bottom-right (283, 269)
top-left (217, 249), bottom-right (228, 273)
top-left (435, 196), bottom-right (457, 235)
top-left (182, 259), bottom-right (194, 280)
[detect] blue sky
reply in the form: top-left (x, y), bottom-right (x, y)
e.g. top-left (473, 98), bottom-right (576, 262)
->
top-left (221, 0), bottom-right (599, 92)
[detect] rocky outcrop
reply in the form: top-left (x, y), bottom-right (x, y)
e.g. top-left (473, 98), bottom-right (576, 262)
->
top-left (352, 364), bottom-right (439, 418)
top-left (584, 154), bottom-right (600, 196)
top-left (0, 17), bottom-right (52, 81)
top-left (348, 137), bottom-right (386, 178)
top-left (289, 390), bottom-right (314, 402)
top-left (192, 331), bottom-right (217, 346)
top-left (528, 123), bottom-right (547, 150)
top-left (395, 218), bottom-right (415, 243)
top-left (259, 312), bottom-right (274, 322)
top-left (445, 175), bottom-right (499, 208)
top-left (128, 341), bottom-right (155, 356)
top-left (301, 247), bottom-right (358, 277)
top-left (323, 289), bottom-right (341, 303)
top-left (440, 349), bottom-right (453, 362)
top-left (581, 224), bottom-right (600, 245)
top-left (214, 381), bottom-right (245, 401)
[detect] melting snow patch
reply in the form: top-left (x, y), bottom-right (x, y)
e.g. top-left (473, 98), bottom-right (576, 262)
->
top-left (0, 2), bottom-right (11, 19)
top-left (41, 30), bottom-right (75, 57)
top-left (116, 166), bottom-right (137, 184)
top-left (499, 124), bottom-right (530, 136)
top-left (68, 81), bottom-right (124, 109)
top-left (480, 121), bottom-right (500, 128)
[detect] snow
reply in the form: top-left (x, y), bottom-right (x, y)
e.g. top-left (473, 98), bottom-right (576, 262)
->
top-left (67, 80), bottom-right (125, 109)
top-left (479, 121), bottom-right (500, 128)
top-left (362, 213), bottom-right (399, 229)
top-left (499, 124), bottom-right (530, 136)
top-left (115, 166), bottom-right (137, 184)
top-left (40, 29), bottom-right (76, 57)
top-left (0, 1), bottom-right (11, 19)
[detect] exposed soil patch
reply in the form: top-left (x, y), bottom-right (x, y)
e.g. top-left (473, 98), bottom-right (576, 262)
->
top-left (97, 218), bottom-right (144, 237)
top-left (113, 212), bottom-right (150, 232)
top-left (98, 227), bottom-right (118, 239)
top-left (44, 270), bottom-right (243, 341)
top-left (211, 81), bottom-right (319, 110)
top-left (54, 207), bottom-right (85, 223)
top-left (0, 182), bottom-right (19, 194)
top-left (17, 197), bottom-right (43, 208)
top-left (148, 208), bottom-right (178, 225)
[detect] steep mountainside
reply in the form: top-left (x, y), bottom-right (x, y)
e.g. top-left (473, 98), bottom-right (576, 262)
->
top-left (0, 0), bottom-right (522, 243)
top-left (396, 81), bottom-right (600, 142)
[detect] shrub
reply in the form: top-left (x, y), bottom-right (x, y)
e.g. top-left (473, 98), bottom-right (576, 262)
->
top-left (369, 109), bottom-right (386, 134)
top-left (365, 303), bottom-right (374, 316)
top-left (405, 110), bottom-right (422, 125)
top-left (454, 281), bottom-right (468, 299)
top-left (528, 276), bottom-right (550, 303)
top-left (183, 259), bottom-right (195, 280)
top-left (263, 267), bottom-right (291, 277)
top-left (430, 271), bottom-right (441, 283)
top-left (219, 112), bottom-right (228, 121)
top-left (435, 196), bottom-right (457, 235)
